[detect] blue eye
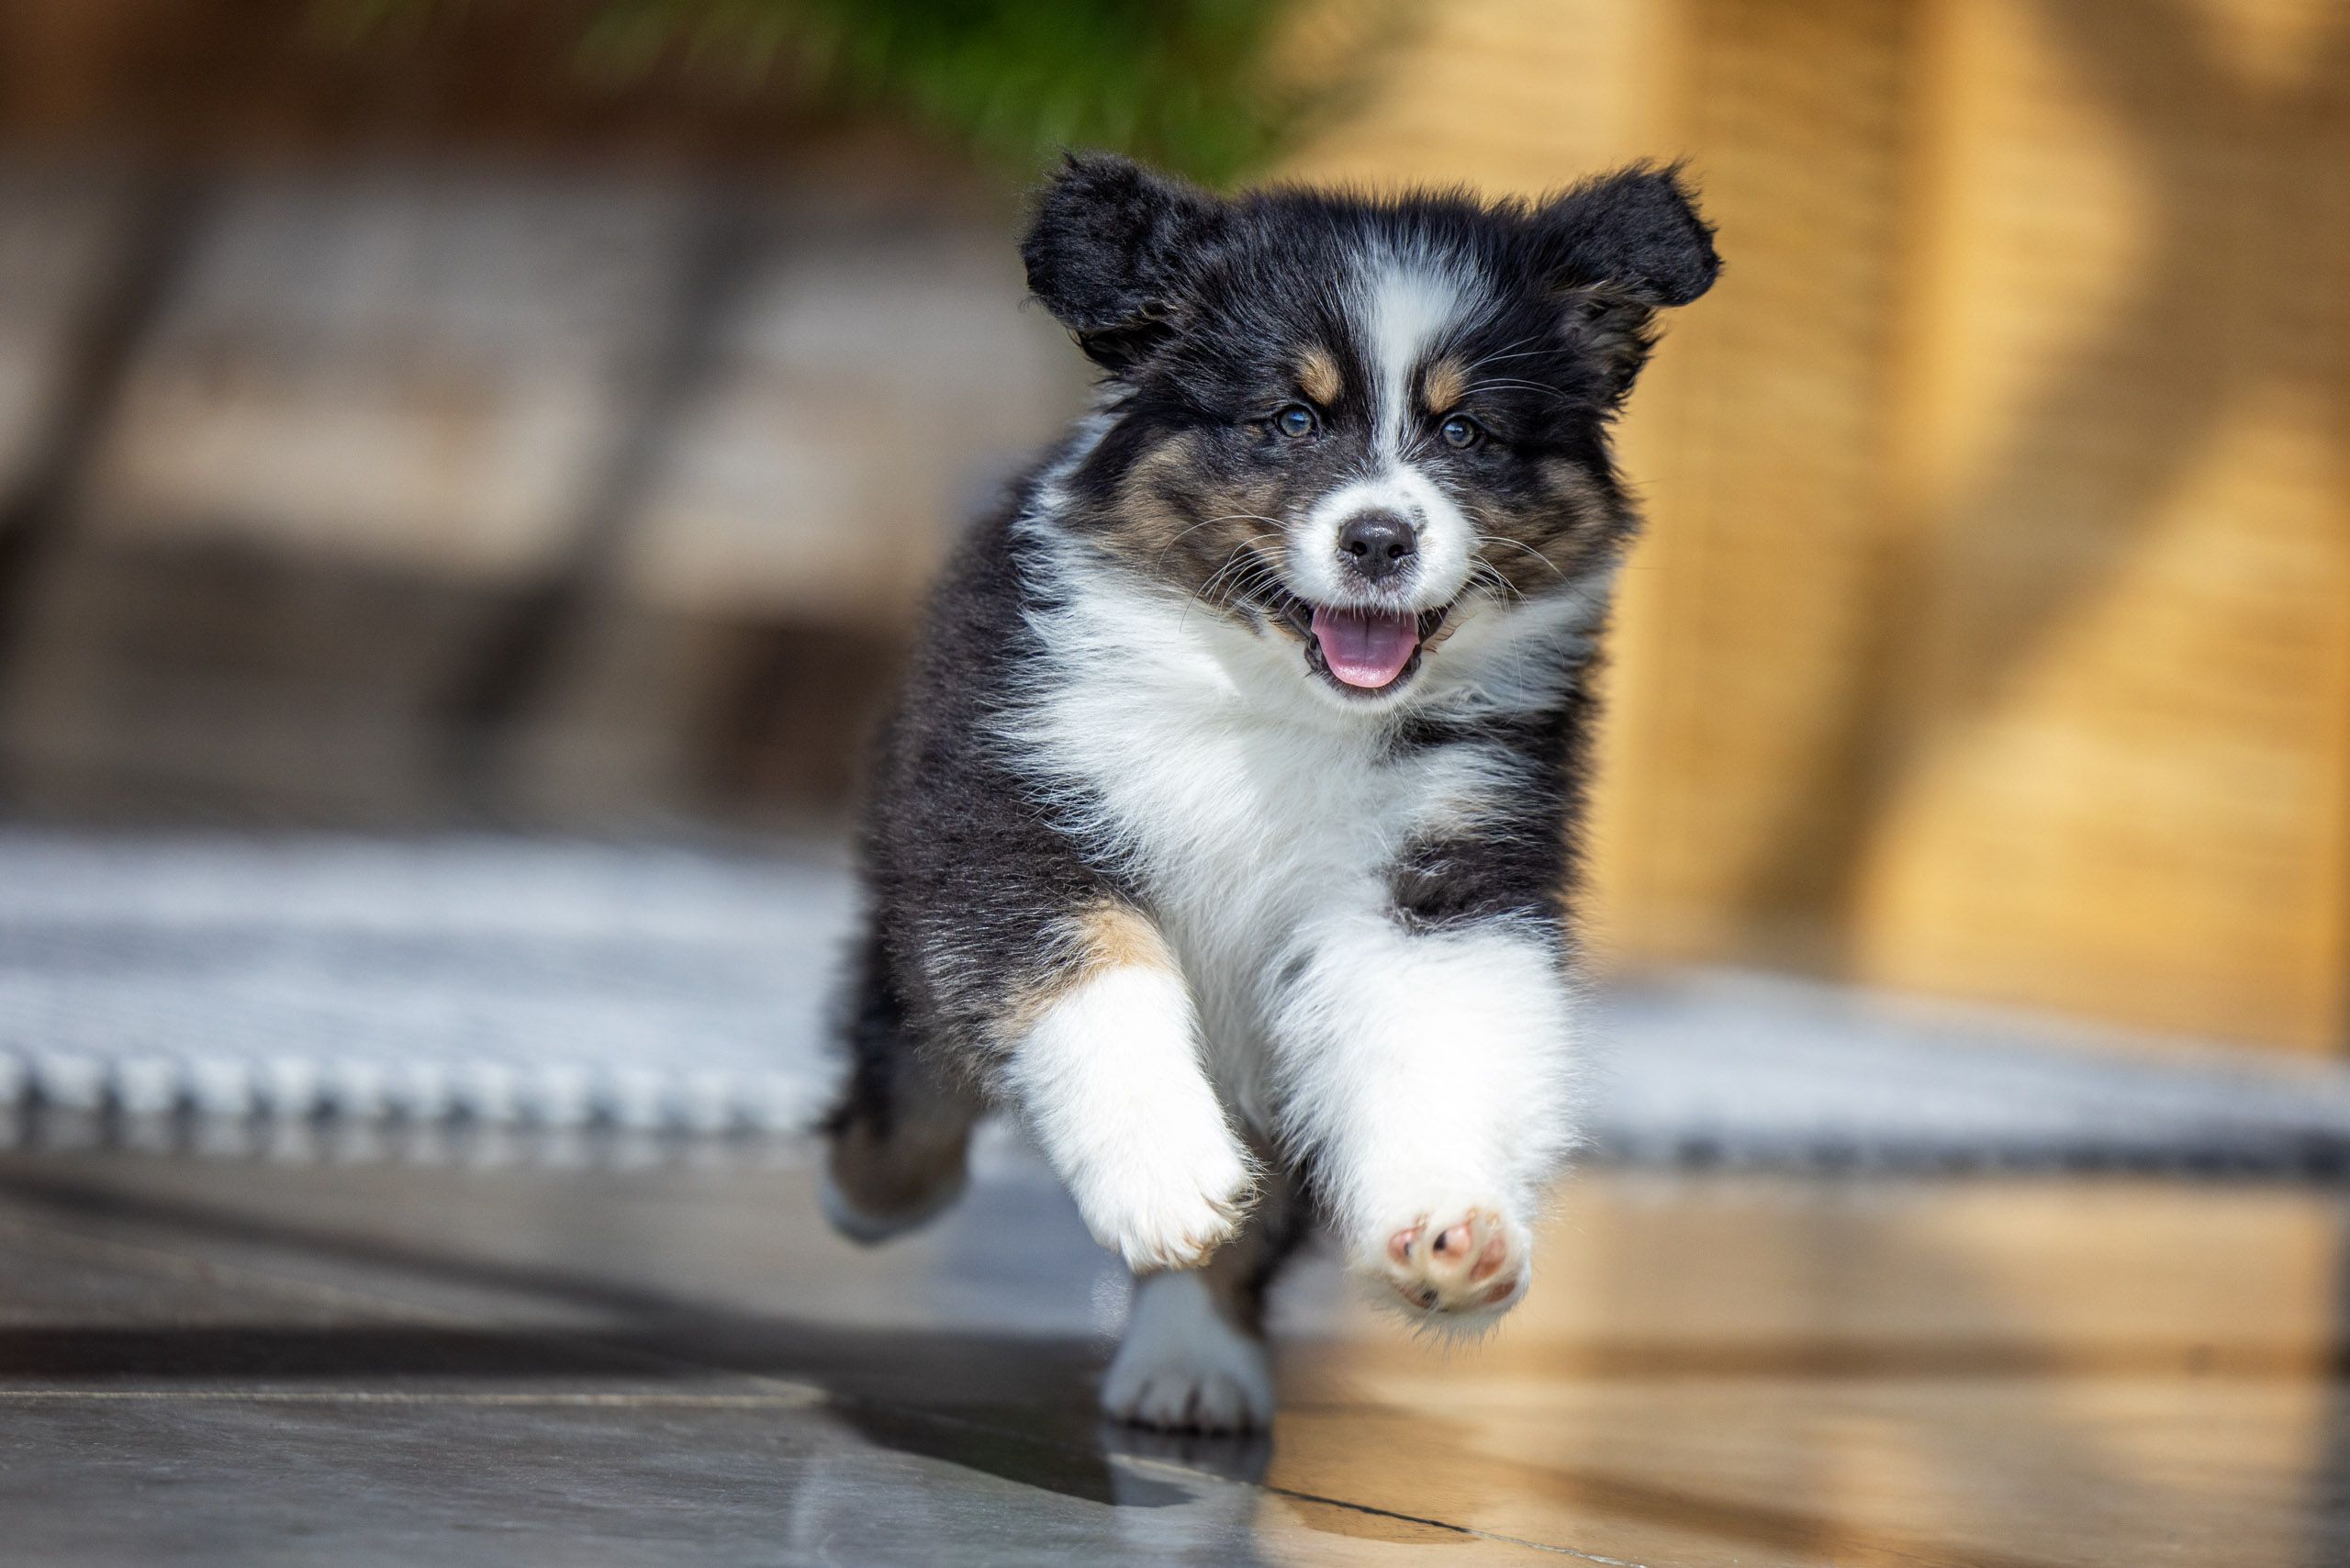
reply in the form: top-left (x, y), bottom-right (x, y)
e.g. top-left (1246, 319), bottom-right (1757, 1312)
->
top-left (1274, 404), bottom-right (1317, 439)
top-left (1438, 414), bottom-right (1483, 449)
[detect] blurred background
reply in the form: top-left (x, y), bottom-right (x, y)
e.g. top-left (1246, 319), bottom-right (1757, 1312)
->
top-left (3, 8), bottom-right (2349, 1560)
top-left (0, 0), bottom-right (2343, 1108)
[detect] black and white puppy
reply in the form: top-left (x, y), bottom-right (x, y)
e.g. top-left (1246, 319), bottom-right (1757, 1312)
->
top-left (822, 153), bottom-right (1718, 1432)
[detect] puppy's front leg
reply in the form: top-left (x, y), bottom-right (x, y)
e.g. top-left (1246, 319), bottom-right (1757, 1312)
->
top-left (1004, 903), bottom-right (1253, 1272)
top-left (1275, 913), bottom-right (1581, 1329)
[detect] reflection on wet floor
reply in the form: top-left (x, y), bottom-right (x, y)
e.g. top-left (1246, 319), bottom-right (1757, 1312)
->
top-left (0, 1137), bottom-right (2342, 1566)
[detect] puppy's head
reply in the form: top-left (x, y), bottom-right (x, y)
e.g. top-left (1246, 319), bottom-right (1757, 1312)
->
top-left (1024, 153), bottom-right (1718, 705)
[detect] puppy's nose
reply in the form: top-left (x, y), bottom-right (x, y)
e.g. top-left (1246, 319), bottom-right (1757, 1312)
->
top-left (1337, 511), bottom-right (1417, 582)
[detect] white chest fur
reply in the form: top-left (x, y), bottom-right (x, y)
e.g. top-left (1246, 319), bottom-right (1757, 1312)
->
top-left (1005, 538), bottom-right (1527, 1112)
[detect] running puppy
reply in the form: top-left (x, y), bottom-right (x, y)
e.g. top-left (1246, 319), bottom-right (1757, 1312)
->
top-left (822, 153), bottom-right (1718, 1432)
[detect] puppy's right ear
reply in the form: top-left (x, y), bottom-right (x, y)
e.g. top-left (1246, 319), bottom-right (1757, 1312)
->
top-left (1022, 152), bottom-right (1227, 371)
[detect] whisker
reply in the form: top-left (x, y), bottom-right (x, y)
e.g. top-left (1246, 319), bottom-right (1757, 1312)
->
top-left (1219, 558), bottom-right (1283, 610)
top-left (1185, 543), bottom-right (1263, 628)
top-left (1462, 330), bottom-right (1550, 368)
top-left (1183, 534), bottom-right (1286, 629)
top-left (1151, 512), bottom-right (1285, 569)
top-left (1467, 347), bottom-right (1558, 368)
top-left (1457, 378), bottom-right (1570, 400)
top-left (1192, 565), bottom-right (1248, 614)
top-left (1467, 559), bottom-right (1523, 604)
top-left (1475, 532), bottom-right (1567, 583)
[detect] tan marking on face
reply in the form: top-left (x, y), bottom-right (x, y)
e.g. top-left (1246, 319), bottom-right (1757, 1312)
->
top-left (1473, 459), bottom-right (1618, 595)
top-left (1092, 431), bottom-right (1289, 622)
top-left (1297, 346), bottom-right (1343, 406)
top-left (1110, 442), bottom-right (1198, 557)
top-left (1004, 900), bottom-right (1178, 1035)
top-left (1422, 355), bottom-right (1470, 412)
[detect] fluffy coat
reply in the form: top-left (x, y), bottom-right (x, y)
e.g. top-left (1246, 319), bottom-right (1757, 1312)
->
top-left (822, 153), bottom-right (1718, 1432)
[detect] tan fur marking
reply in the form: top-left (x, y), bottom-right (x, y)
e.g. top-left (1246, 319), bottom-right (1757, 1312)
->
top-left (1073, 901), bottom-right (1178, 976)
top-left (1470, 459), bottom-right (1617, 595)
top-left (1112, 442), bottom-right (1197, 556)
top-left (1422, 355), bottom-right (1469, 411)
top-left (1006, 900), bottom-right (1180, 1033)
top-left (1098, 433), bottom-right (1287, 609)
top-left (1297, 346), bottom-right (1343, 406)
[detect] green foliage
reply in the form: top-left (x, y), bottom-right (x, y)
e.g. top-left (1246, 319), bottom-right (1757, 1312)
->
top-left (331, 0), bottom-right (1390, 186)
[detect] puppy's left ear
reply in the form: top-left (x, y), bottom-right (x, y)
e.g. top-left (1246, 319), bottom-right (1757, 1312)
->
top-left (1533, 162), bottom-right (1719, 306)
top-left (1022, 151), bottom-right (1229, 371)
top-left (1530, 163), bottom-right (1719, 400)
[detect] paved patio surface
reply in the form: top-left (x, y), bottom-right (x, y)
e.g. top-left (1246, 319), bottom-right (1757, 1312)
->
top-left (1, 1135), bottom-right (2344, 1565)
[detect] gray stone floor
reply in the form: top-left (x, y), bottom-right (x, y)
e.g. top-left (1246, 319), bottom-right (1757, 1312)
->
top-left (2, 1131), bottom-right (2345, 1565)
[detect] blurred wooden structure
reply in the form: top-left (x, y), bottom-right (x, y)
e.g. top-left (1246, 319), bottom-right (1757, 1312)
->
top-left (0, 0), bottom-right (2343, 1053)
top-left (1290, 0), bottom-right (2350, 1052)
top-left (0, 0), bottom-right (1082, 830)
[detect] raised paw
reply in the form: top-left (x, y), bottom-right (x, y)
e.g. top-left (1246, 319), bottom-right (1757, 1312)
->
top-left (1102, 1273), bottom-right (1274, 1433)
top-left (1368, 1200), bottom-right (1530, 1328)
top-left (1071, 1130), bottom-right (1254, 1273)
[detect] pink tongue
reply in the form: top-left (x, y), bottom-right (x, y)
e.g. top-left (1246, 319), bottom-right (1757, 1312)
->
top-left (1310, 606), bottom-right (1421, 689)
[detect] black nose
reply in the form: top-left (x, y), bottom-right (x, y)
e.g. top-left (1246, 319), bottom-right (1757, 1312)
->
top-left (1337, 511), bottom-right (1417, 582)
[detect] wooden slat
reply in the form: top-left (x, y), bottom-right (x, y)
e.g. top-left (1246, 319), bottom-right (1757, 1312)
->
top-left (1848, 0), bottom-right (2350, 1047)
top-left (1284, 0), bottom-right (2350, 1050)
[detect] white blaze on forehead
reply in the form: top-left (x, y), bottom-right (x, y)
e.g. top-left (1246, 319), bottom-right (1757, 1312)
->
top-left (1359, 253), bottom-right (1469, 456)
top-left (1276, 249), bottom-right (1477, 611)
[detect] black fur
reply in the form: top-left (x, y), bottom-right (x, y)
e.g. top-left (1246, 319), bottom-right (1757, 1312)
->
top-left (847, 442), bottom-right (1143, 1059)
top-left (826, 153), bottom-right (1716, 1357)
top-left (1529, 162), bottom-right (1720, 307)
top-left (1017, 159), bottom-right (1718, 610)
top-left (1385, 655), bottom-right (1601, 938)
top-left (1022, 152), bottom-right (1232, 370)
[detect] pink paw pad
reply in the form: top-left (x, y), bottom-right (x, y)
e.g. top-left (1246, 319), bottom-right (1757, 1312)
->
top-left (1377, 1204), bottom-right (1528, 1321)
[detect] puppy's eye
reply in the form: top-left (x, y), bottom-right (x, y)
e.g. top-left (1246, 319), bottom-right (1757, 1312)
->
top-left (1438, 413), bottom-right (1483, 449)
top-left (1273, 404), bottom-right (1318, 439)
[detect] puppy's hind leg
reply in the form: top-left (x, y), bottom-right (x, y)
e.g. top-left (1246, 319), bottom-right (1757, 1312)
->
top-left (821, 932), bottom-right (982, 1245)
top-left (1101, 1160), bottom-right (1307, 1434)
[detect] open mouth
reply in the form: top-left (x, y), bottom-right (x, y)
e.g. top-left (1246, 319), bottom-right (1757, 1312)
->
top-left (1269, 594), bottom-right (1453, 697)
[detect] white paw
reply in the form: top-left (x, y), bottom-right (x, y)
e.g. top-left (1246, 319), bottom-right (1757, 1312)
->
top-left (1069, 1122), bottom-right (1254, 1273)
top-left (1361, 1196), bottom-right (1530, 1329)
top-left (1102, 1272), bottom-right (1274, 1433)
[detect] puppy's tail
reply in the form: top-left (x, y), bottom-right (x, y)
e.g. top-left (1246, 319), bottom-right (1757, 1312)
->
top-left (819, 935), bottom-right (979, 1244)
